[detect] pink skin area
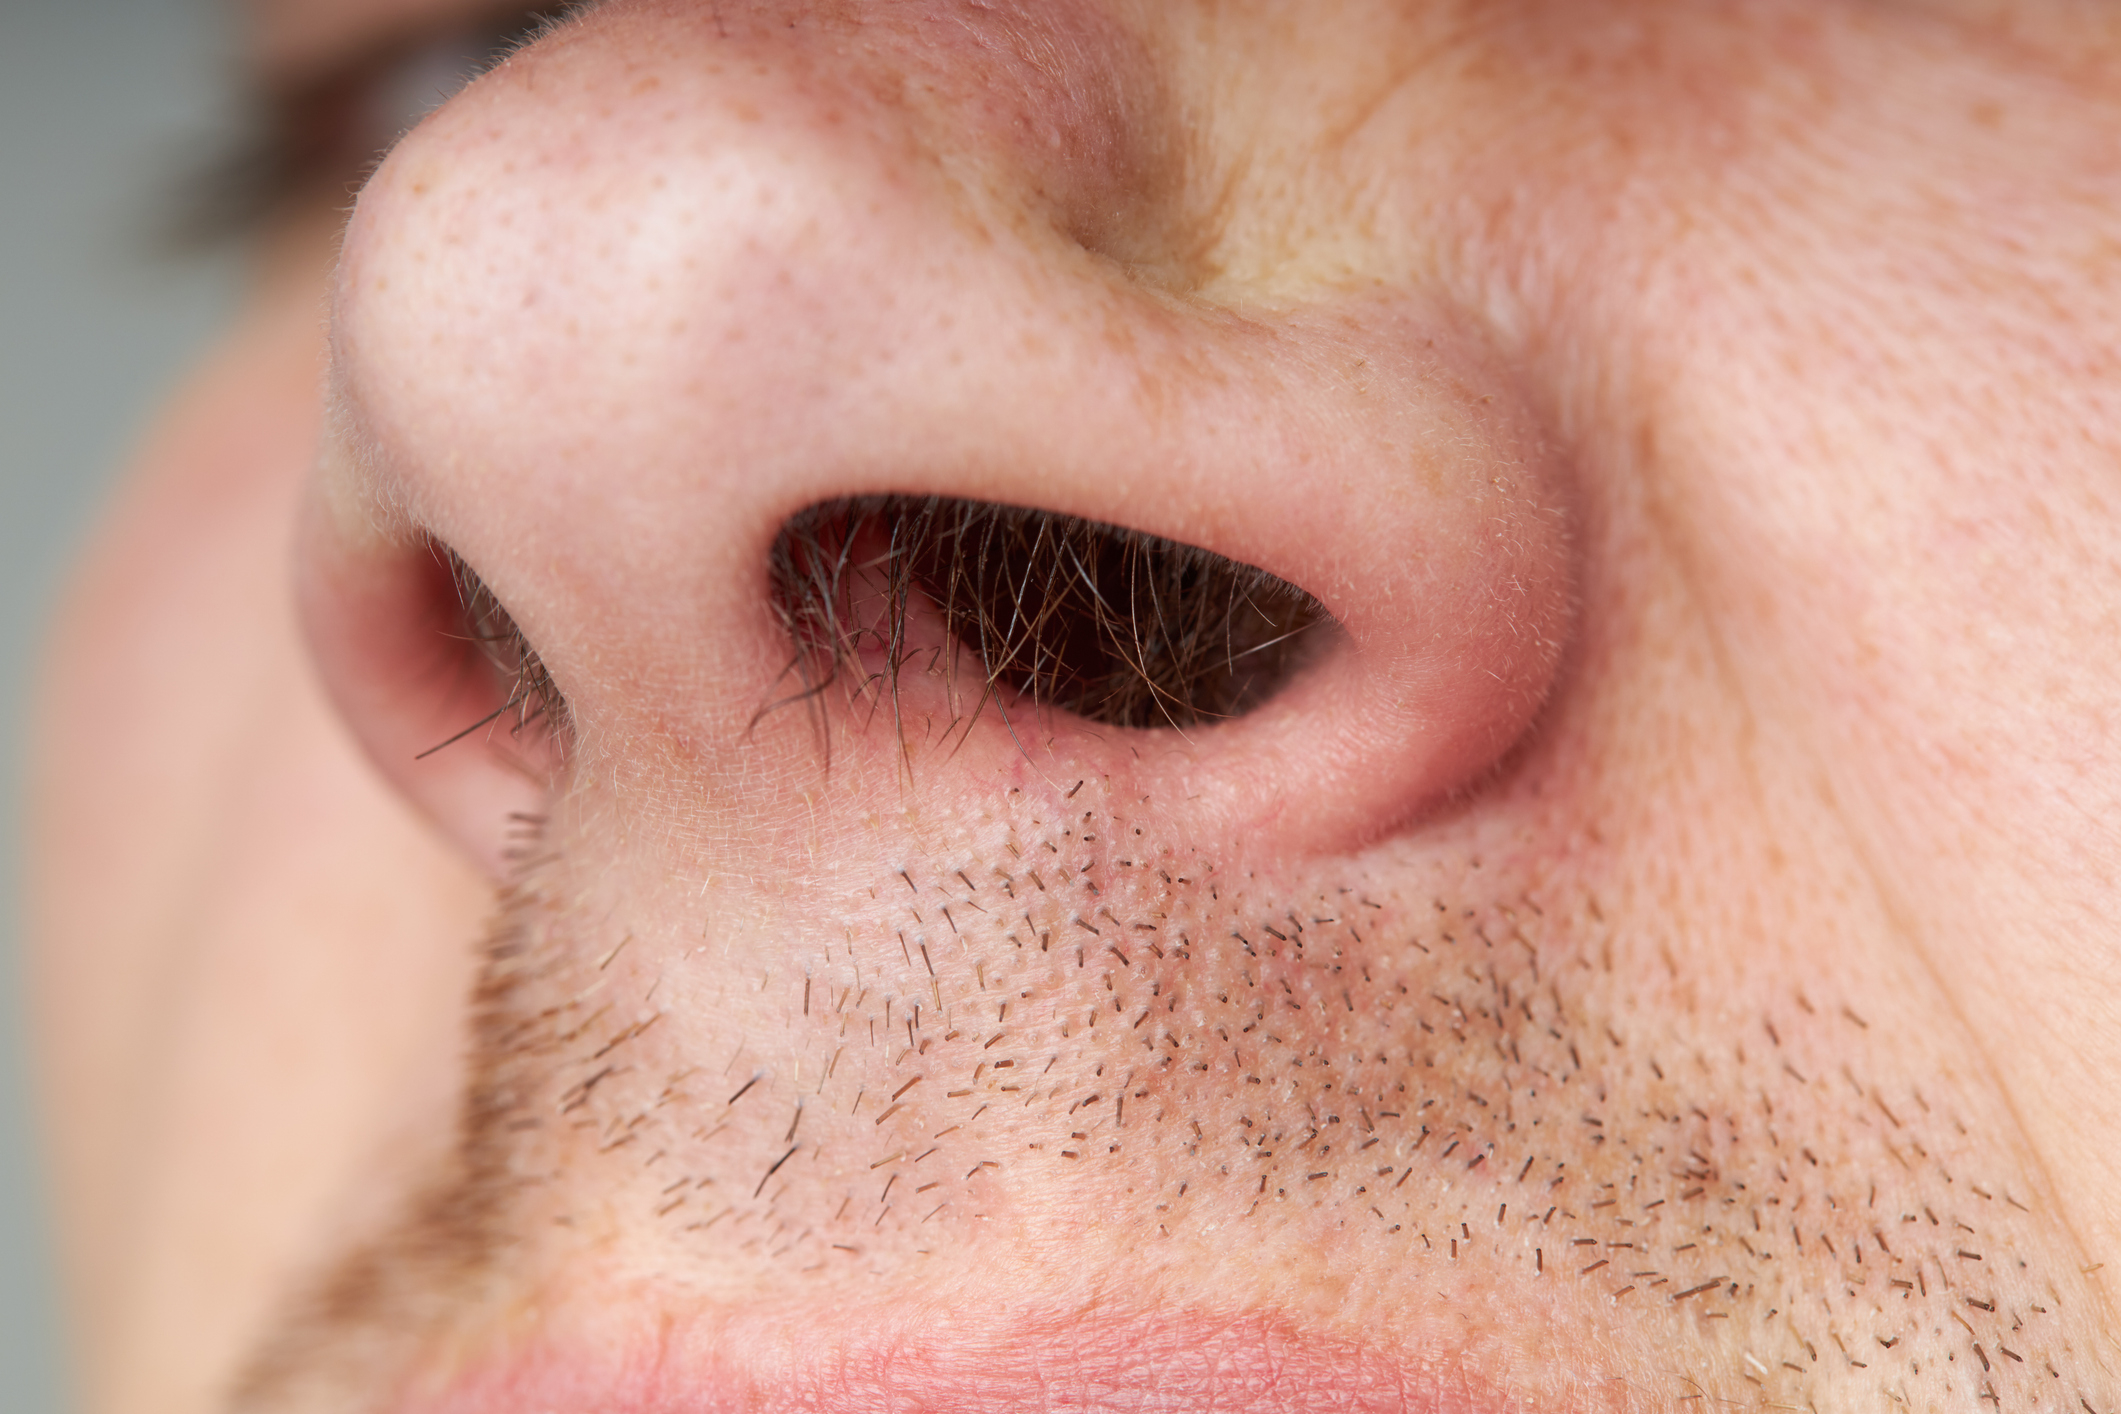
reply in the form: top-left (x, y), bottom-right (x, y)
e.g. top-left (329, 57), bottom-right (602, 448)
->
top-left (407, 1303), bottom-right (1495, 1414)
top-left (31, 3), bottom-right (2121, 1414)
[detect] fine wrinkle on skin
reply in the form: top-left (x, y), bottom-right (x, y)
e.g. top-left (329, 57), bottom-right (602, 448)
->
top-left (1823, 766), bottom-right (2117, 1341)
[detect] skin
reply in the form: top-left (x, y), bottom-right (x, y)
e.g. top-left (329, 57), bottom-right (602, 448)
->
top-left (28, 1), bottom-right (2121, 1411)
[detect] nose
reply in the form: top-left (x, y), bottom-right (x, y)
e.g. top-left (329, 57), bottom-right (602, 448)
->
top-left (298, 0), bottom-right (1575, 881)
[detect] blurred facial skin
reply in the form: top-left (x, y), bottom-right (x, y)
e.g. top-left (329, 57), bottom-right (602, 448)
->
top-left (30, 2), bottom-right (2121, 1412)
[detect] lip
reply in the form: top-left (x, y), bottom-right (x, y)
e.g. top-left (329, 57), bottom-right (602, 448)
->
top-left (403, 1297), bottom-right (1509, 1414)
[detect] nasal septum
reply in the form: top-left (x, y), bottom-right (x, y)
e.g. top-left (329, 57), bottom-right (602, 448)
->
top-left (296, 0), bottom-right (1576, 882)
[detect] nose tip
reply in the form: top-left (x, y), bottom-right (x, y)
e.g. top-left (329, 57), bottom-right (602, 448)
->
top-left (300, 0), bottom-right (1576, 878)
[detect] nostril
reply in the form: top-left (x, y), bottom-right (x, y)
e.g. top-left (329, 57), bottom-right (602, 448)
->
top-left (295, 500), bottom-right (569, 878)
top-left (768, 496), bottom-right (1341, 734)
top-left (424, 544), bottom-right (573, 766)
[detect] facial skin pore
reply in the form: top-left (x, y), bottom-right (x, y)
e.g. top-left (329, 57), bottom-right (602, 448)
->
top-left (31, 3), bottom-right (2121, 1413)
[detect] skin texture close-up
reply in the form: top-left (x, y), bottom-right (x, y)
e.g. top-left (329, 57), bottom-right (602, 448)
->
top-left (28, 2), bottom-right (2121, 1413)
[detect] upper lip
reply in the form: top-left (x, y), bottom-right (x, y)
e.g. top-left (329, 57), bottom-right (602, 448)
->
top-left (401, 1296), bottom-right (1515, 1414)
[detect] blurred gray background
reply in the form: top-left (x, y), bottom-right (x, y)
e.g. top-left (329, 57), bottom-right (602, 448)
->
top-left (3, 0), bottom-right (247, 1406)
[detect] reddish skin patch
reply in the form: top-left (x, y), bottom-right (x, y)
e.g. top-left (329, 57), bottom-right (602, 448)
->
top-left (408, 1304), bottom-right (1488, 1414)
